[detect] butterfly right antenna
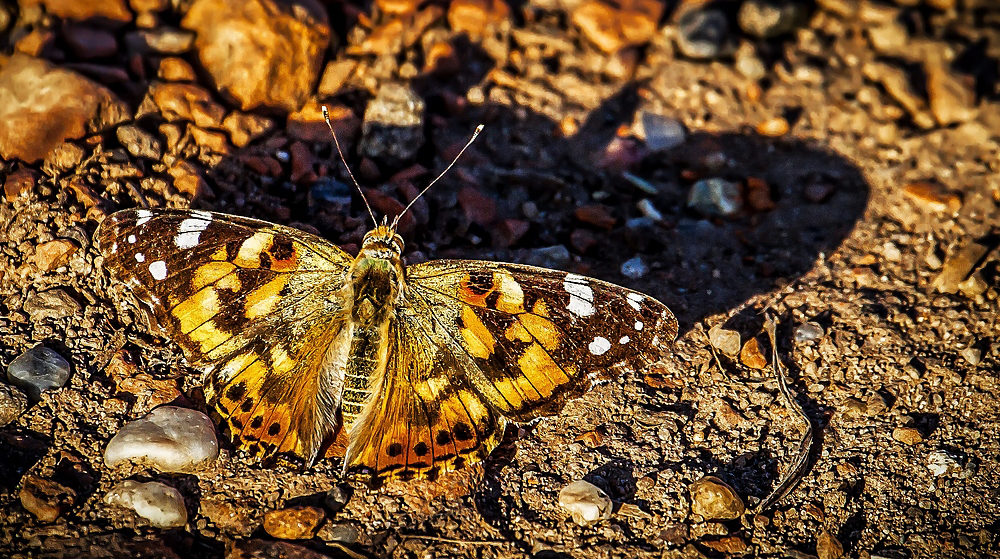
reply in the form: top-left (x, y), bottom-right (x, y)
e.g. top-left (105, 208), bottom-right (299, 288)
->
top-left (322, 105), bottom-right (377, 227)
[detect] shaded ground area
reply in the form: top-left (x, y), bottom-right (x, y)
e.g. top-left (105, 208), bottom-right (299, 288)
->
top-left (0, 0), bottom-right (998, 558)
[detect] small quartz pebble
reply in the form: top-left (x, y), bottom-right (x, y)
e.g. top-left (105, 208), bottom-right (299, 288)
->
top-left (688, 178), bottom-right (742, 217)
top-left (558, 480), bottom-right (613, 526)
top-left (960, 347), bottom-right (982, 366)
top-left (263, 505), bottom-right (326, 539)
top-left (638, 111), bottom-right (686, 151)
top-left (620, 256), bottom-right (649, 279)
top-left (6, 346), bottom-right (72, 400)
top-left (688, 476), bottom-right (745, 520)
top-left (105, 406), bottom-right (219, 472)
top-left (794, 322), bottom-right (825, 342)
top-left (104, 480), bottom-right (187, 528)
top-left (708, 326), bottom-right (741, 358)
top-left (927, 450), bottom-right (961, 477)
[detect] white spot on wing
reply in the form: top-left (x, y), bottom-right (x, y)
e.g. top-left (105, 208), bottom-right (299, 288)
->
top-left (635, 321), bottom-right (643, 331)
top-left (175, 217), bottom-right (211, 249)
top-left (589, 336), bottom-right (611, 355)
top-left (620, 336), bottom-right (630, 344)
top-left (191, 210), bottom-right (213, 220)
top-left (149, 260), bottom-right (167, 281)
top-left (127, 234), bottom-right (136, 244)
top-left (564, 273), bottom-right (595, 317)
top-left (136, 209), bottom-right (153, 226)
top-left (626, 292), bottom-right (643, 311)
top-left (134, 252), bottom-right (145, 262)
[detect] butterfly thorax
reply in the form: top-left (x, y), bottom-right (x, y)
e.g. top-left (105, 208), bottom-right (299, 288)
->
top-left (340, 226), bottom-right (406, 429)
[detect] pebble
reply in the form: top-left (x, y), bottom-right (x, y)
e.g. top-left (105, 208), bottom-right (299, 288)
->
top-left (571, 0), bottom-right (663, 53)
top-left (19, 474), bottom-right (76, 523)
top-left (223, 111), bottom-right (275, 148)
top-left (882, 242), bottom-right (902, 262)
top-left (309, 178), bottom-right (353, 212)
top-left (926, 449), bottom-right (961, 477)
top-left (32, 239), bottom-right (77, 272)
top-left (575, 204), bottom-right (617, 229)
top-left (317, 522), bottom-right (360, 544)
top-left (892, 427), bottom-right (924, 445)
top-left (324, 485), bottom-right (352, 513)
top-left (688, 476), bottom-right (745, 520)
top-left (620, 256), bottom-right (648, 279)
top-left (861, 61), bottom-right (935, 129)
top-left (524, 245), bottom-right (571, 269)
top-left (181, 0), bottom-right (330, 112)
top-left (23, 288), bottom-right (81, 322)
top-left (148, 82), bottom-right (226, 128)
top-left (638, 111), bottom-right (686, 151)
top-left (903, 181), bottom-right (961, 213)
top-left (229, 540), bottom-right (331, 559)
top-left (0, 382), bottom-right (28, 427)
top-left (925, 50), bottom-right (978, 126)
top-left (757, 117), bottom-right (790, 137)
top-left (702, 535), bottom-right (749, 553)
top-left (63, 25), bottom-right (118, 58)
top-left (125, 28), bottom-right (195, 55)
top-left (117, 124), bottom-right (163, 160)
top-left (200, 498), bottom-right (258, 536)
top-left (739, 338), bottom-right (768, 369)
top-left (7, 346), bottom-right (72, 400)
top-left (104, 480), bottom-right (188, 529)
top-left (158, 57), bottom-right (198, 81)
top-left (817, 528), bottom-right (845, 559)
top-left (738, 0), bottom-right (807, 39)
top-left (931, 240), bottom-right (990, 294)
top-left (794, 322), bottom-right (825, 342)
top-left (358, 82), bottom-right (425, 167)
top-left (448, 0), bottom-right (512, 39)
top-left (674, 6), bottom-right (734, 59)
top-left (558, 480), bottom-right (613, 526)
top-left (960, 347), bottom-right (982, 366)
top-left (105, 406), bottom-right (219, 472)
top-left (263, 505), bottom-right (326, 539)
top-left (734, 41), bottom-right (766, 80)
top-left (708, 326), bottom-right (741, 358)
top-left (688, 178), bottom-right (742, 217)
top-left (0, 54), bottom-right (129, 163)
top-left (4, 167), bottom-right (38, 199)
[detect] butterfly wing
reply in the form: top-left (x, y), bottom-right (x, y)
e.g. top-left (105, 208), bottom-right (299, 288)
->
top-left (407, 260), bottom-right (677, 423)
top-left (344, 259), bottom-right (676, 483)
top-left (95, 209), bottom-right (353, 463)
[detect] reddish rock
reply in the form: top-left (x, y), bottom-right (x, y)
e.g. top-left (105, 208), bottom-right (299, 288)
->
top-left (458, 186), bottom-right (497, 225)
top-left (493, 219), bottom-right (529, 248)
top-left (157, 57), bottom-right (197, 81)
top-left (0, 54), bottom-right (129, 163)
top-left (182, 0), bottom-right (330, 112)
top-left (448, 0), bottom-right (511, 39)
top-left (575, 204), bottom-right (617, 230)
top-left (376, 0), bottom-right (420, 15)
top-left (569, 228), bottom-right (597, 253)
top-left (289, 141), bottom-right (314, 183)
top-left (739, 338), bottom-right (768, 369)
top-left (903, 181), bottom-right (961, 213)
top-left (701, 535), bottom-right (749, 553)
top-left (242, 154), bottom-right (283, 177)
top-left (263, 505), bottom-right (325, 539)
top-left (288, 102), bottom-right (358, 144)
top-left (19, 475), bottom-right (76, 523)
top-left (353, 18), bottom-right (405, 56)
top-left (33, 240), bottom-right (78, 272)
top-left (571, 0), bottom-right (663, 53)
top-left (4, 168), bottom-right (38, 199)
top-left (746, 177), bottom-right (776, 211)
top-left (23, 0), bottom-right (132, 26)
top-left (149, 82), bottom-right (226, 128)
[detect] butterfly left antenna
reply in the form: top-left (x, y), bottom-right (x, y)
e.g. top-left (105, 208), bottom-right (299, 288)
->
top-left (391, 124), bottom-right (484, 230)
top-left (322, 105), bottom-right (378, 226)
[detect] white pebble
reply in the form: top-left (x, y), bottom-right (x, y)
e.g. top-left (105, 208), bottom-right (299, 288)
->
top-left (105, 406), bottom-right (219, 472)
top-left (794, 321), bottom-right (825, 342)
top-left (558, 480), bottom-right (612, 526)
top-left (104, 480), bottom-right (187, 528)
top-left (927, 450), bottom-right (961, 477)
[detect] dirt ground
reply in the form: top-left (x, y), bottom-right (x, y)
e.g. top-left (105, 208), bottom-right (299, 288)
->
top-left (1, 0), bottom-right (998, 558)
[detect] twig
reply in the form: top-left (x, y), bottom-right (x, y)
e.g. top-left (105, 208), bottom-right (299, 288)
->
top-left (755, 313), bottom-right (814, 513)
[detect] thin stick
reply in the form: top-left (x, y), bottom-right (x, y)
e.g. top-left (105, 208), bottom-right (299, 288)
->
top-left (322, 105), bottom-right (377, 226)
top-left (400, 534), bottom-right (506, 547)
top-left (391, 124), bottom-right (484, 230)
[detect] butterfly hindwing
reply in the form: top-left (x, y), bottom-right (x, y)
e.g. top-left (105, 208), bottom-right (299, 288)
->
top-left (95, 209), bottom-right (354, 462)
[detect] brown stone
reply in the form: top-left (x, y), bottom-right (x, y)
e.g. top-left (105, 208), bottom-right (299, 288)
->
top-left (376, 0), bottom-right (420, 15)
top-left (689, 476), bottom-right (745, 520)
top-left (574, 204), bottom-right (617, 230)
top-left (157, 57), bottom-right (197, 81)
top-left (569, 228), bottom-right (597, 253)
top-left (19, 475), bottom-right (76, 523)
top-left (182, 0), bottom-right (330, 112)
top-left (746, 177), bottom-right (776, 211)
top-left (903, 181), bottom-right (961, 213)
top-left (222, 111), bottom-right (275, 148)
top-left (317, 59), bottom-right (358, 97)
top-left (701, 535), bottom-right (749, 553)
top-left (228, 540), bottom-right (331, 559)
top-left (150, 82), bottom-right (226, 128)
top-left (201, 498), bottom-right (259, 537)
top-left (262, 505), bottom-right (325, 539)
top-left (188, 124), bottom-right (231, 155)
top-left (289, 141), bottom-right (314, 183)
top-left (448, 0), bottom-right (511, 39)
top-left (167, 160), bottom-right (211, 199)
top-left (22, 0), bottom-right (132, 26)
top-left (757, 116), bottom-right (790, 136)
top-left (0, 54), bottom-right (129, 163)
top-left (4, 168), bottom-right (38, 199)
top-left (457, 186), bottom-right (497, 225)
top-left (242, 154), bottom-right (284, 177)
top-left (494, 218), bottom-right (530, 248)
top-left (892, 427), bottom-right (924, 445)
top-left (817, 528), bottom-right (845, 559)
top-left (33, 240), bottom-right (78, 272)
top-left (739, 337), bottom-right (768, 369)
top-left (63, 25), bottom-right (119, 58)
top-left (571, 0), bottom-right (663, 53)
top-left (288, 102), bottom-right (358, 144)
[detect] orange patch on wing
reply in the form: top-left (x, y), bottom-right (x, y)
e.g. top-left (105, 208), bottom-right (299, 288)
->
top-left (266, 243), bottom-right (299, 272)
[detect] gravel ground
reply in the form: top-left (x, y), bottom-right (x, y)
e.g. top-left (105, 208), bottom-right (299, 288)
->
top-left (0, 1), bottom-right (998, 558)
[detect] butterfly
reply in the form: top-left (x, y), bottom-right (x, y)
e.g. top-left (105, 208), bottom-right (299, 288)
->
top-left (94, 118), bottom-right (677, 485)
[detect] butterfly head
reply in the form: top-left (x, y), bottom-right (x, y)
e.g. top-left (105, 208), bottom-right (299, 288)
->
top-left (360, 225), bottom-right (404, 260)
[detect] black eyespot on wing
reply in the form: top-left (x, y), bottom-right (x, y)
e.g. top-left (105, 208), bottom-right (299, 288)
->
top-left (387, 443), bottom-right (403, 457)
top-left (413, 442), bottom-right (429, 456)
top-left (435, 430), bottom-right (451, 445)
top-left (226, 382), bottom-right (247, 401)
top-left (453, 422), bottom-right (474, 442)
top-left (250, 416), bottom-right (263, 429)
top-left (267, 422), bottom-right (281, 436)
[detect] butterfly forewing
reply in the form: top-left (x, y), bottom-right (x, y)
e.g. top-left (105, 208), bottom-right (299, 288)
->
top-left (95, 209), bottom-right (354, 462)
